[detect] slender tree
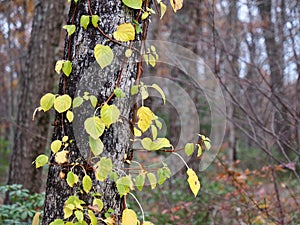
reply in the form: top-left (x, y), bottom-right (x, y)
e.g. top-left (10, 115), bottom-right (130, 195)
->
top-left (6, 0), bottom-right (65, 194)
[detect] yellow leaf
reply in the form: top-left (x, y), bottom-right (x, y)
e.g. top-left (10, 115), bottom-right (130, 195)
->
top-left (31, 212), bottom-right (41, 225)
top-left (137, 106), bottom-right (155, 132)
top-left (40, 93), bottom-right (55, 111)
top-left (94, 44), bottom-right (114, 69)
top-left (54, 94), bottom-right (72, 113)
top-left (160, 2), bottom-right (167, 19)
top-left (134, 127), bottom-right (142, 137)
top-left (143, 222), bottom-right (154, 225)
top-left (66, 110), bottom-right (74, 122)
top-left (55, 60), bottom-right (64, 74)
top-left (55, 151), bottom-right (69, 164)
top-left (104, 217), bottom-right (115, 225)
top-left (170, 0), bottom-right (183, 12)
top-left (187, 168), bottom-right (200, 197)
top-left (113, 23), bottom-right (135, 42)
top-left (122, 209), bottom-right (138, 225)
top-left (63, 204), bottom-right (74, 219)
top-left (51, 140), bottom-right (62, 153)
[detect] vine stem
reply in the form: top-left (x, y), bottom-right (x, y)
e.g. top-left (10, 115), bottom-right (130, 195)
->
top-left (172, 152), bottom-right (189, 169)
top-left (128, 192), bottom-right (145, 224)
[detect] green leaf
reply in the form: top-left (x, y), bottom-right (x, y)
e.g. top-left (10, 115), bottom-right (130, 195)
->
top-left (51, 140), bottom-right (62, 154)
top-left (141, 137), bottom-right (171, 151)
top-left (40, 93), bottom-right (55, 111)
top-left (151, 84), bottom-right (166, 104)
top-left (88, 210), bottom-right (97, 225)
top-left (184, 143), bottom-right (194, 156)
top-left (63, 25), bottom-right (76, 36)
top-left (74, 210), bottom-right (84, 222)
top-left (73, 96), bottom-right (83, 108)
top-left (116, 176), bottom-right (133, 197)
top-left (93, 198), bottom-right (104, 211)
top-left (82, 175), bottom-right (92, 194)
top-left (84, 116), bottom-right (105, 139)
top-left (113, 23), bottom-right (135, 42)
top-left (204, 140), bottom-right (211, 150)
top-left (114, 88), bottom-right (126, 98)
top-left (146, 173), bottom-right (157, 189)
top-left (197, 144), bottom-right (202, 157)
top-left (50, 219), bottom-right (64, 225)
top-left (54, 94), bottom-right (72, 113)
top-left (89, 136), bottom-right (104, 156)
top-left (91, 15), bottom-right (99, 27)
top-left (96, 157), bottom-right (113, 181)
top-left (135, 173), bottom-right (145, 191)
top-left (55, 60), bottom-right (64, 74)
top-left (35, 154), bottom-right (48, 168)
top-left (67, 171), bottom-right (79, 187)
top-left (94, 44), bottom-right (114, 69)
top-left (131, 85), bottom-right (139, 95)
top-left (101, 104), bottom-right (120, 128)
top-left (80, 15), bottom-right (90, 29)
top-left (151, 125), bottom-right (157, 140)
top-left (89, 95), bottom-right (98, 108)
top-left (110, 171), bottom-right (119, 181)
top-left (66, 110), bottom-right (74, 122)
top-left (157, 167), bottom-right (171, 185)
top-left (132, 19), bottom-right (142, 33)
top-left (62, 60), bottom-right (72, 77)
top-left (65, 195), bottom-right (85, 210)
top-left (122, 0), bottom-right (142, 9)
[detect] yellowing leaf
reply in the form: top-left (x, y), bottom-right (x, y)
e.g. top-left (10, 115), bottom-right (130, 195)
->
top-left (204, 140), bottom-right (211, 150)
top-left (101, 104), bottom-right (120, 128)
top-left (40, 93), bottom-right (55, 112)
top-left (184, 143), bottom-right (194, 156)
top-left (62, 60), bottom-right (72, 77)
top-left (114, 88), bottom-right (125, 98)
top-left (31, 212), bottom-right (41, 225)
top-left (151, 84), bottom-right (166, 104)
top-left (146, 172), bottom-right (157, 189)
top-left (51, 140), bottom-right (62, 153)
top-left (104, 217), bottom-right (115, 225)
top-left (62, 136), bottom-right (69, 142)
top-left (54, 94), bottom-right (72, 113)
top-left (122, 0), bottom-right (142, 9)
top-left (80, 15), bottom-right (90, 29)
top-left (35, 154), bottom-right (48, 168)
top-left (137, 106), bottom-right (155, 132)
top-left (116, 176), bottom-right (133, 197)
top-left (89, 95), bottom-right (98, 108)
top-left (149, 54), bottom-right (156, 67)
top-left (82, 175), bottom-right (92, 193)
top-left (170, 0), bottom-right (183, 13)
top-left (142, 12), bottom-right (149, 20)
top-left (88, 210), bottom-right (97, 225)
top-left (134, 127), bottom-right (142, 137)
top-left (66, 110), bottom-right (74, 122)
top-left (89, 136), bottom-right (104, 156)
top-left (94, 44), bottom-right (114, 69)
top-left (91, 15), bottom-right (99, 27)
top-left (160, 2), bottom-right (167, 19)
top-left (63, 204), bottom-right (74, 219)
top-left (151, 125), bottom-right (157, 140)
top-left (96, 157), bottom-right (113, 181)
top-left (141, 137), bottom-right (171, 151)
top-left (197, 144), bottom-right (202, 157)
top-left (122, 209), bottom-right (138, 225)
top-left (55, 151), bottom-right (69, 164)
top-left (63, 25), bottom-right (76, 36)
top-left (93, 198), bottom-right (104, 211)
top-left (55, 60), bottom-right (64, 74)
top-left (67, 171), bottom-right (79, 187)
top-left (73, 96), bottom-right (83, 108)
top-left (49, 219), bottom-right (64, 225)
top-left (125, 49), bottom-right (132, 58)
top-left (74, 210), bottom-right (84, 222)
top-left (187, 168), bottom-right (200, 197)
top-left (135, 173), bottom-right (145, 191)
top-left (131, 85), bottom-right (139, 95)
top-left (113, 23), bottom-right (135, 42)
top-left (84, 116), bottom-right (105, 139)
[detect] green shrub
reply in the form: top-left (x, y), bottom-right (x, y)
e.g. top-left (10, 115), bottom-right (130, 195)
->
top-left (0, 184), bottom-right (44, 225)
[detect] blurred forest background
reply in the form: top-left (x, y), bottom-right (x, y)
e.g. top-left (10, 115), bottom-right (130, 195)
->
top-left (0, 0), bottom-right (300, 224)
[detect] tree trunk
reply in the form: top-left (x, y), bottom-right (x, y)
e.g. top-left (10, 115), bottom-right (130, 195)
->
top-left (42, 1), bottom-right (145, 224)
top-left (6, 0), bottom-right (65, 194)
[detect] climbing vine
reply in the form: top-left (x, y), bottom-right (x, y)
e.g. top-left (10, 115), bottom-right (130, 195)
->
top-left (32, 0), bottom-right (211, 224)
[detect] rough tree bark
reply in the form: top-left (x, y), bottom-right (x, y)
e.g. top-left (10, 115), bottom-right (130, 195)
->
top-left (6, 0), bottom-right (65, 194)
top-left (42, 1), bottom-right (146, 224)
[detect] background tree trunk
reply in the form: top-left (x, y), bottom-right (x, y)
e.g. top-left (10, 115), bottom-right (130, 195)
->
top-left (42, 1), bottom-right (145, 224)
top-left (6, 0), bottom-right (65, 194)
